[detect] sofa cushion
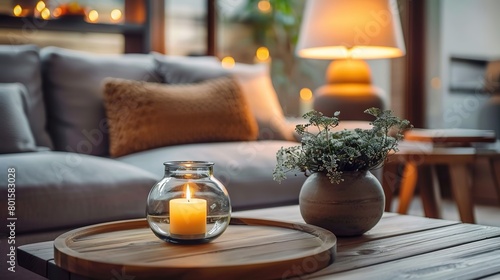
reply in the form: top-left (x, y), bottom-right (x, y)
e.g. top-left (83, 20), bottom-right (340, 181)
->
top-left (0, 151), bottom-right (158, 233)
top-left (40, 47), bottom-right (161, 156)
top-left (154, 55), bottom-right (294, 141)
top-left (117, 140), bottom-right (305, 210)
top-left (0, 44), bottom-right (53, 149)
top-left (0, 83), bottom-right (38, 153)
top-left (103, 77), bottom-right (259, 157)
top-left (152, 52), bottom-right (222, 83)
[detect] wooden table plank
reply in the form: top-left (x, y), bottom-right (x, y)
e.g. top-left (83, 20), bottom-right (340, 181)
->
top-left (17, 206), bottom-right (500, 280)
top-left (47, 260), bottom-right (69, 280)
top-left (17, 241), bottom-right (54, 278)
top-left (236, 207), bottom-right (460, 243)
top-left (313, 237), bottom-right (500, 279)
top-left (308, 224), bottom-right (500, 279)
top-left (308, 224), bottom-right (500, 277)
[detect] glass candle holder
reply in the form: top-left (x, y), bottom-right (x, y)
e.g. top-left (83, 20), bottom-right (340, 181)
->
top-left (146, 161), bottom-right (231, 244)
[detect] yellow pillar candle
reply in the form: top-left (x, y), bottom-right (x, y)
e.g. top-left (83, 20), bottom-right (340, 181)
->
top-left (169, 185), bottom-right (207, 237)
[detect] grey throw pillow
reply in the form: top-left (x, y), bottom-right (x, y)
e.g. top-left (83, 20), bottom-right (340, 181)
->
top-left (41, 47), bottom-right (162, 156)
top-left (153, 54), bottom-right (294, 141)
top-left (0, 44), bottom-right (53, 149)
top-left (152, 52), bottom-right (223, 84)
top-left (0, 83), bottom-right (38, 153)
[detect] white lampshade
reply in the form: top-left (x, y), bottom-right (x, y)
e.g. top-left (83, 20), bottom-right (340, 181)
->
top-left (296, 0), bottom-right (406, 60)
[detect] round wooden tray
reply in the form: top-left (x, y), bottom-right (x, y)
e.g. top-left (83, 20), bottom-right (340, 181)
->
top-left (54, 217), bottom-right (336, 280)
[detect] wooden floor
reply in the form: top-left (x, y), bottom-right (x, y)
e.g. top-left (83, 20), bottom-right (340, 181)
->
top-left (391, 197), bottom-right (500, 227)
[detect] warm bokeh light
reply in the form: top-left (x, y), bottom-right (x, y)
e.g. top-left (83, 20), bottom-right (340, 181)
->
top-left (36, 1), bottom-right (46, 12)
top-left (297, 46), bottom-right (404, 60)
top-left (257, 0), bottom-right (272, 13)
top-left (52, 7), bottom-right (62, 18)
top-left (110, 9), bottom-right (122, 21)
top-left (88, 10), bottom-right (99, 22)
top-left (256, 47), bottom-right (270, 61)
top-left (300, 88), bottom-right (313, 101)
top-left (431, 77), bottom-right (442, 89)
top-left (221, 56), bottom-right (235, 69)
top-left (13, 5), bottom-right (22, 17)
top-left (40, 7), bottom-right (50, 19)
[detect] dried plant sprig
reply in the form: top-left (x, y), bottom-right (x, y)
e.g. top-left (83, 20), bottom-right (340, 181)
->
top-left (273, 108), bottom-right (412, 184)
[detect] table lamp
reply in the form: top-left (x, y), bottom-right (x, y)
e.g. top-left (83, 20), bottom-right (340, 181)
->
top-left (296, 0), bottom-right (405, 120)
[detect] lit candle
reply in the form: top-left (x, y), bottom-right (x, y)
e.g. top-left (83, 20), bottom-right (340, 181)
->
top-left (169, 185), bottom-right (206, 237)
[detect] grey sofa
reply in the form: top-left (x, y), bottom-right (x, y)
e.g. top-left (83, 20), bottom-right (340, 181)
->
top-left (0, 45), bottom-right (305, 279)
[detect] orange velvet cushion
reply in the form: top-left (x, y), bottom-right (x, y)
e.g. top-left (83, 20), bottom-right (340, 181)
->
top-left (103, 77), bottom-right (259, 157)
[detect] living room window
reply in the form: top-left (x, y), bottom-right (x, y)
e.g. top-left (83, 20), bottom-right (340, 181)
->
top-left (164, 0), bottom-right (207, 55)
top-left (215, 0), bottom-right (327, 116)
top-left (0, 0), bottom-right (150, 54)
top-left (0, 0), bottom-right (421, 120)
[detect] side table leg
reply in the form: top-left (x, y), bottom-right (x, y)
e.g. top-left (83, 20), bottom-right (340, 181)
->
top-left (382, 163), bottom-right (400, 212)
top-left (397, 162), bottom-right (418, 214)
top-left (419, 165), bottom-right (442, 219)
top-left (489, 159), bottom-right (500, 206)
top-left (449, 164), bottom-right (475, 223)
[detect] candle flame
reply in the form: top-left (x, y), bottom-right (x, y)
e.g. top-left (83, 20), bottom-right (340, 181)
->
top-left (186, 184), bottom-right (191, 201)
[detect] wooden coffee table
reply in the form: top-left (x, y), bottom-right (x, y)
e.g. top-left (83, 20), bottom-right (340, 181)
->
top-left (18, 205), bottom-right (500, 279)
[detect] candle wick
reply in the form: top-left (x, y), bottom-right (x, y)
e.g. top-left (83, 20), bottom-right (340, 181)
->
top-left (188, 199), bottom-right (190, 202)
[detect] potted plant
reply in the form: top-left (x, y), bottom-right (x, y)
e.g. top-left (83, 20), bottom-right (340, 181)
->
top-left (273, 108), bottom-right (411, 236)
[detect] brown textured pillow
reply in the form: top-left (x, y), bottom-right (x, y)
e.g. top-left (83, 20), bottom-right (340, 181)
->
top-left (103, 77), bottom-right (259, 157)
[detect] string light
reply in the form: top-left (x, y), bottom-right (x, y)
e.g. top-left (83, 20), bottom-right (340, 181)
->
top-left (52, 7), bottom-right (62, 18)
top-left (36, 1), bottom-right (46, 12)
top-left (256, 47), bottom-right (270, 62)
top-left (257, 0), bottom-right (272, 13)
top-left (13, 5), bottom-right (23, 17)
top-left (40, 7), bottom-right (50, 19)
top-left (300, 88), bottom-right (313, 101)
top-left (221, 56), bottom-right (235, 69)
top-left (110, 9), bottom-right (122, 21)
top-left (88, 10), bottom-right (99, 22)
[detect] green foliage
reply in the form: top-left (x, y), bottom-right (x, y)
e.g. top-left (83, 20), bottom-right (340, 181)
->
top-left (228, 0), bottom-right (306, 113)
top-left (236, 0), bottom-right (302, 39)
top-left (273, 108), bottom-right (412, 184)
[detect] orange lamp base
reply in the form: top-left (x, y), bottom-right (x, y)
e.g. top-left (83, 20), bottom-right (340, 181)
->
top-left (313, 59), bottom-right (386, 121)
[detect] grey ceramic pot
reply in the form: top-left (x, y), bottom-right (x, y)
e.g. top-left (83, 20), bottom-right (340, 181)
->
top-left (299, 171), bottom-right (385, 237)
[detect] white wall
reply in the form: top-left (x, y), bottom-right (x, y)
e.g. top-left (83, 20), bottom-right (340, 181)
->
top-left (368, 59), bottom-right (392, 108)
top-left (424, 0), bottom-right (442, 128)
top-left (434, 0), bottom-right (500, 129)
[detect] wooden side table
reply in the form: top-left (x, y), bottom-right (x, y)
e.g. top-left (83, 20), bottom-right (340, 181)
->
top-left (383, 129), bottom-right (497, 224)
top-left (475, 145), bottom-right (500, 206)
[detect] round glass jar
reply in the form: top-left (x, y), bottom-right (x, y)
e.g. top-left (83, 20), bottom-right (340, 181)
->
top-left (146, 161), bottom-right (231, 244)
